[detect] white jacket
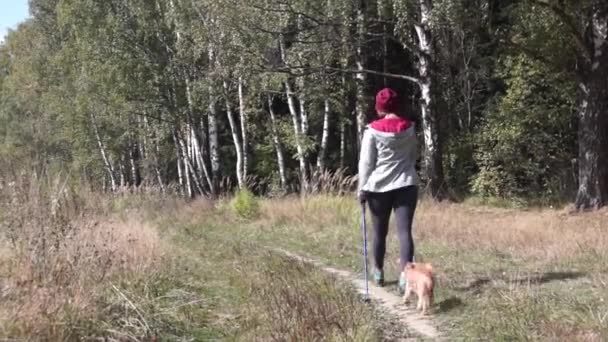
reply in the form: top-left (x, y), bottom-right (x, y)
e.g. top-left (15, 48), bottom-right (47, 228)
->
top-left (358, 124), bottom-right (420, 193)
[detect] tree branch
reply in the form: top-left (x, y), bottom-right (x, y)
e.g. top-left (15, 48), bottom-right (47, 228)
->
top-left (505, 39), bottom-right (581, 82)
top-left (325, 67), bottom-right (420, 84)
top-left (528, 0), bottom-right (592, 63)
top-left (264, 66), bottom-right (420, 84)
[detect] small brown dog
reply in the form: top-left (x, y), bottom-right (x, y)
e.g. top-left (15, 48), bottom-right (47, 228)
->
top-left (402, 262), bottom-right (434, 315)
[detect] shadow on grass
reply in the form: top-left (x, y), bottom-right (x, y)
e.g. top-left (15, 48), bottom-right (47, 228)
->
top-left (528, 271), bottom-right (586, 284)
top-left (384, 280), bottom-right (398, 287)
top-left (457, 278), bottom-right (491, 292)
top-left (436, 297), bottom-right (464, 313)
top-left (456, 271), bottom-right (586, 293)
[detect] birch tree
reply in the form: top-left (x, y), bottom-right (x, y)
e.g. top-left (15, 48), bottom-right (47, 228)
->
top-left (392, 0), bottom-right (448, 199)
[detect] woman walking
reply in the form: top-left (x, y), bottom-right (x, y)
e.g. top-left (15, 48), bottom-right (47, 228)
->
top-left (358, 88), bottom-right (419, 293)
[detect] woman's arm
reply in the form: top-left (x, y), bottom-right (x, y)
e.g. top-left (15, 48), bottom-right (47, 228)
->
top-left (358, 128), bottom-right (377, 192)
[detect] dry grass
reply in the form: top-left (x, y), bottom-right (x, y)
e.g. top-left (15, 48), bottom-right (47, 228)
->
top-left (308, 168), bottom-right (358, 195)
top-left (2, 170), bottom-right (606, 341)
top-left (256, 195), bottom-right (608, 263)
top-left (415, 201), bottom-right (608, 261)
top-left (232, 194), bottom-right (608, 340)
top-left (0, 175), bottom-right (165, 339)
top-left (241, 253), bottom-right (380, 341)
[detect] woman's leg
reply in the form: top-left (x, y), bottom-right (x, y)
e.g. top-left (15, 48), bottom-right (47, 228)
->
top-left (366, 191), bottom-right (393, 271)
top-left (393, 186), bottom-right (419, 271)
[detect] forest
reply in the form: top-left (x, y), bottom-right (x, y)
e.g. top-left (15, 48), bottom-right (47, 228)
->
top-left (1, 0), bottom-right (607, 209)
top-left (2, 1), bottom-right (608, 340)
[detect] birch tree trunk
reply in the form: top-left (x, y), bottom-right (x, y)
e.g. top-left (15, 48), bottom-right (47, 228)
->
top-left (190, 125), bottom-right (213, 193)
top-left (127, 120), bottom-right (140, 188)
top-left (355, 3), bottom-right (368, 145)
top-left (279, 33), bottom-right (309, 192)
top-left (238, 76), bottom-right (249, 181)
top-left (153, 130), bottom-right (165, 192)
top-left (176, 129), bottom-right (206, 196)
top-left (414, 0), bottom-right (447, 200)
top-left (317, 99), bottom-right (331, 170)
top-left (129, 146), bottom-right (138, 188)
top-left (136, 115), bottom-right (147, 184)
top-left (174, 130), bottom-right (192, 198)
top-left (208, 46), bottom-right (220, 196)
top-left (172, 130), bottom-right (185, 196)
top-left (170, 0), bottom-right (211, 196)
top-left (340, 120), bottom-right (346, 170)
top-left (296, 14), bottom-right (310, 138)
top-left (223, 80), bottom-right (244, 189)
top-left (90, 112), bottom-right (117, 192)
top-left (268, 95), bottom-right (288, 189)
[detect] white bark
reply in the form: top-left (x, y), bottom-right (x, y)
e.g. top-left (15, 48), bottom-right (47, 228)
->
top-left (295, 14), bottom-right (310, 137)
top-left (153, 133), bottom-right (165, 192)
top-left (138, 115), bottom-right (150, 186)
top-left (339, 120), bottom-right (346, 170)
top-left (129, 147), bottom-right (138, 187)
top-left (137, 115), bottom-right (147, 163)
top-left (280, 33), bottom-right (309, 192)
top-left (238, 77), bottom-right (249, 180)
top-left (413, 0), bottom-right (445, 198)
top-left (182, 136), bottom-right (193, 197)
top-left (355, 4), bottom-right (367, 145)
top-left (190, 125), bottom-right (213, 193)
top-left (127, 121), bottom-right (140, 187)
top-left (286, 82), bottom-right (309, 192)
top-left (171, 0), bottom-right (210, 196)
top-left (317, 99), bottom-right (331, 170)
top-left (173, 130), bottom-right (185, 196)
top-left (176, 130), bottom-right (205, 196)
top-left (592, 10), bottom-right (607, 70)
top-left (299, 96), bottom-right (309, 136)
top-left (223, 80), bottom-right (245, 189)
top-left (268, 95), bottom-right (288, 189)
top-left (208, 46), bottom-right (220, 195)
top-left (90, 112), bottom-right (117, 192)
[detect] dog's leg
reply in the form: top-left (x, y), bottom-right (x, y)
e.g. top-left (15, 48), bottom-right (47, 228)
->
top-left (402, 284), bottom-right (412, 305)
top-left (421, 296), bottom-right (430, 315)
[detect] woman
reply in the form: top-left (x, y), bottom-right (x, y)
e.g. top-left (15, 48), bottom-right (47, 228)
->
top-left (358, 88), bottom-right (419, 293)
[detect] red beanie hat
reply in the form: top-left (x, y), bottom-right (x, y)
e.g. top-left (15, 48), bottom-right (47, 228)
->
top-left (375, 88), bottom-right (400, 114)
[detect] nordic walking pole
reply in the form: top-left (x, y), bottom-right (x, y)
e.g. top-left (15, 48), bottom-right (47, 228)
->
top-left (361, 201), bottom-right (370, 302)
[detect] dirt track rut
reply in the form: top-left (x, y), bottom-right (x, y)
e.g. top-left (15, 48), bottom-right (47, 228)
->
top-left (275, 249), bottom-right (444, 341)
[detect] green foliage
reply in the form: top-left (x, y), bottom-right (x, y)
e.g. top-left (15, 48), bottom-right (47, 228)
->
top-left (444, 133), bottom-right (477, 195)
top-left (472, 54), bottom-right (577, 201)
top-left (0, 0), bottom-right (595, 205)
top-left (231, 188), bottom-right (260, 220)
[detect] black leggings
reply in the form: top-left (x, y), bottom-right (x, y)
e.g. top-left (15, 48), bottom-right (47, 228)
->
top-left (366, 186), bottom-right (418, 271)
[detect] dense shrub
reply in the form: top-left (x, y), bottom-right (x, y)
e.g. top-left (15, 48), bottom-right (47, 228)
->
top-left (472, 54), bottom-right (577, 201)
top-left (231, 188), bottom-right (260, 219)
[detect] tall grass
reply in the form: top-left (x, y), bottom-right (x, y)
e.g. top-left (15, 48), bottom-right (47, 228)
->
top-left (0, 174), bottom-right (165, 339)
top-left (245, 254), bottom-right (378, 341)
top-left (242, 195), bottom-right (608, 340)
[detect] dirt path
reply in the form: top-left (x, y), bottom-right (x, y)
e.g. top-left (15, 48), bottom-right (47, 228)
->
top-left (275, 249), bottom-right (445, 341)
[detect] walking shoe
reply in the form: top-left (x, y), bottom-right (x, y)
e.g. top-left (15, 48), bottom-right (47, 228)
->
top-left (398, 273), bottom-right (407, 294)
top-left (373, 269), bottom-right (385, 287)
